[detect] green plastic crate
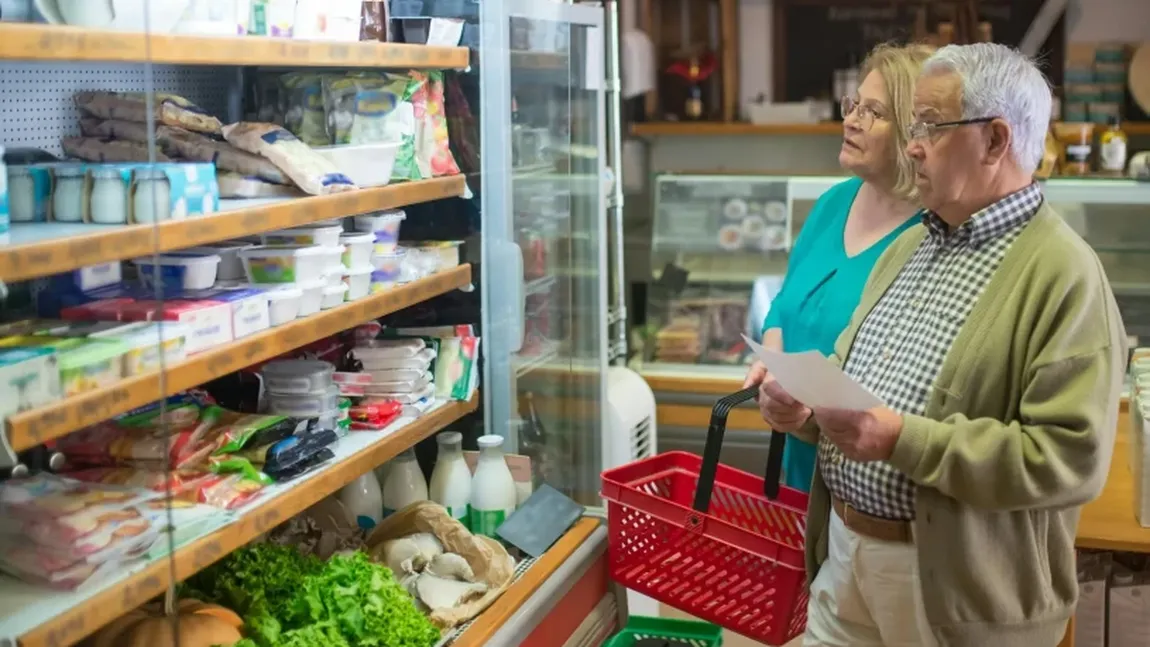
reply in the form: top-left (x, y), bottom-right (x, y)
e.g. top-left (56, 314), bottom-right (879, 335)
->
top-left (604, 615), bottom-right (723, 647)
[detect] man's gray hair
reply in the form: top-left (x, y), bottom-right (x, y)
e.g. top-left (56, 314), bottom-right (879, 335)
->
top-left (922, 43), bottom-right (1052, 173)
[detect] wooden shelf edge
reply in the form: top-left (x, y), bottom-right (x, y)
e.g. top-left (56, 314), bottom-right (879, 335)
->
top-left (6, 264), bottom-right (472, 452)
top-left (0, 175), bottom-right (465, 283)
top-left (0, 23), bottom-right (470, 68)
top-left (451, 517), bottom-right (603, 647)
top-left (631, 121), bottom-right (844, 137)
top-left (16, 396), bottom-right (479, 647)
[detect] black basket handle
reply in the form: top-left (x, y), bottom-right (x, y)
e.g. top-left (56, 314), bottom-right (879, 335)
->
top-left (691, 386), bottom-right (789, 513)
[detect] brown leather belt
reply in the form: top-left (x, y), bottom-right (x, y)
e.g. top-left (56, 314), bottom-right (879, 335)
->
top-left (832, 496), bottom-right (914, 544)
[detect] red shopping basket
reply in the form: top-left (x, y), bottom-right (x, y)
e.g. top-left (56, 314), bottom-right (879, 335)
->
top-left (601, 387), bottom-right (809, 645)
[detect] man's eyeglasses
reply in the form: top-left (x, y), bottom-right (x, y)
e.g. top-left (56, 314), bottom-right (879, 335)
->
top-left (841, 96), bottom-right (888, 131)
top-left (907, 117), bottom-right (997, 142)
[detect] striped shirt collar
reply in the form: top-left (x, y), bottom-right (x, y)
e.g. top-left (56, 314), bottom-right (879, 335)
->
top-left (922, 182), bottom-right (1044, 249)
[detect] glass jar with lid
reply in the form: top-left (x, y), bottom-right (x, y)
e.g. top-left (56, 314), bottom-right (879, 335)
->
top-left (8, 166), bottom-right (35, 222)
top-left (89, 167), bottom-right (129, 224)
top-left (53, 166), bottom-right (86, 223)
top-left (132, 168), bottom-right (172, 224)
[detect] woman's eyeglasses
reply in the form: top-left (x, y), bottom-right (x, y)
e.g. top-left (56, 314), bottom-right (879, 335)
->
top-left (840, 96), bottom-right (887, 131)
top-left (907, 117), bottom-right (997, 142)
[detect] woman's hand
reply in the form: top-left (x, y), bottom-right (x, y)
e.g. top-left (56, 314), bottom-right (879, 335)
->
top-left (758, 377), bottom-right (812, 433)
top-left (742, 360), bottom-right (768, 389)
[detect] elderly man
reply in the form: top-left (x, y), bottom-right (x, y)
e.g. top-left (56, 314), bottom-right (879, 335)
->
top-left (759, 43), bottom-right (1126, 646)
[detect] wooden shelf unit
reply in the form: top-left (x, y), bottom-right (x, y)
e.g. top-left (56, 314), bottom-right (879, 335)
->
top-left (0, 23), bottom-right (469, 68)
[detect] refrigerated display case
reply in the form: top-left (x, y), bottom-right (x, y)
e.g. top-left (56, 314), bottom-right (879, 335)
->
top-left (479, 0), bottom-right (610, 507)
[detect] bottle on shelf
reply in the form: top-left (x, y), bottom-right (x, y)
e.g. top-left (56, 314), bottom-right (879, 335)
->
top-left (382, 448), bottom-right (428, 518)
top-left (430, 431), bottom-right (473, 528)
top-left (469, 435), bottom-right (519, 538)
top-left (338, 472), bottom-right (384, 533)
top-left (1099, 116), bottom-right (1129, 176)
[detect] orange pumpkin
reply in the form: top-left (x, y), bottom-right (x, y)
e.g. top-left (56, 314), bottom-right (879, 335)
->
top-left (90, 599), bottom-right (243, 647)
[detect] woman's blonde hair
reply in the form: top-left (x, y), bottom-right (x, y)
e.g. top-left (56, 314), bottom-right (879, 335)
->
top-left (859, 42), bottom-right (936, 201)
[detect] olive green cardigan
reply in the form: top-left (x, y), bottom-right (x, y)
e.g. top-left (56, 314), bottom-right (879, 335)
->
top-left (796, 203), bottom-right (1127, 647)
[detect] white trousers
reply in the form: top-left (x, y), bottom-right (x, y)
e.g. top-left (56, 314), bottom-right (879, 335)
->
top-left (803, 510), bottom-right (937, 647)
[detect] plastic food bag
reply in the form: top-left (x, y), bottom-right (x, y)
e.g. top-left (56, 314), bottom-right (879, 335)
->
top-left (62, 136), bottom-right (172, 163)
top-left (74, 91), bottom-right (223, 135)
top-left (407, 71), bottom-right (462, 178)
top-left (323, 73), bottom-right (410, 145)
top-left (0, 474), bottom-right (161, 546)
top-left (222, 122), bottom-right (357, 195)
top-left (80, 118), bottom-right (290, 185)
top-left (281, 72), bottom-right (331, 146)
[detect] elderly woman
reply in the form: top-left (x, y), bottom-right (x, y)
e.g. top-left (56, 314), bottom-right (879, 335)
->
top-left (744, 42), bottom-right (934, 493)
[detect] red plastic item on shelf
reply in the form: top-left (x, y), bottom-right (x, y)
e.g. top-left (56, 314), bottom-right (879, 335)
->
top-left (601, 391), bottom-right (810, 645)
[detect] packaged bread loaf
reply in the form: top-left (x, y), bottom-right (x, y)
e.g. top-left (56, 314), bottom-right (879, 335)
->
top-left (81, 118), bottom-right (289, 185)
top-left (62, 136), bottom-right (172, 163)
top-left (222, 122), bottom-right (356, 195)
top-left (74, 91), bottom-right (223, 135)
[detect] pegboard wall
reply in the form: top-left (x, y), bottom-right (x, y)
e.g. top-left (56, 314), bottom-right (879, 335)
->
top-left (0, 62), bottom-right (233, 157)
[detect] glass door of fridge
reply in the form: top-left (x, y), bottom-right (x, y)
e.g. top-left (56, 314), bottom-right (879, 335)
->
top-left (480, 0), bottom-right (608, 505)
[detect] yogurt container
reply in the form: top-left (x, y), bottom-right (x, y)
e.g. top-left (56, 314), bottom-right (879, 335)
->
top-left (339, 232), bottom-right (374, 269)
top-left (133, 253), bottom-right (221, 291)
top-left (104, 322), bottom-right (189, 376)
top-left (261, 359), bottom-right (336, 395)
top-left (321, 284), bottom-right (348, 309)
top-left (183, 242), bottom-right (253, 281)
top-left (239, 245), bottom-right (330, 284)
top-left (343, 266), bottom-right (373, 301)
top-left (265, 286), bottom-right (303, 326)
top-left (261, 224), bottom-right (344, 247)
top-left (370, 250), bottom-right (406, 283)
top-left (355, 210), bottom-right (406, 254)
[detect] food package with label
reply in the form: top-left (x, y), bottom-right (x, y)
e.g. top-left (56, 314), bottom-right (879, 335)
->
top-left (73, 91), bottom-right (224, 135)
top-left (120, 299), bottom-right (233, 355)
top-left (54, 395), bottom-right (225, 470)
top-left (404, 71), bottom-right (462, 179)
top-left (222, 122), bottom-right (356, 195)
top-left (0, 346), bottom-right (61, 420)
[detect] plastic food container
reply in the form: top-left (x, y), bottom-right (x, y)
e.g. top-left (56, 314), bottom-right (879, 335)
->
top-left (295, 279), bottom-right (325, 317)
top-left (371, 249), bottom-right (406, 282)
top-left (133, 253), bottom-right (221, 291)
top-left (343, 266), bottom-right (372, 301)
top-left (109, 322), bottom-right (188, 376)
top-left (355, 210), bottom-right (406, 254)
top-left (313, 142), bottom-right (401, 188)
top-left (261, 224), bottom-right (344, 247)
top-left (321, 284), bottom-right (348, 309)
top-left (264, 286), bottom-right (303, 326)
top-left (253, 279), bottom-right (324, 318)
top-left (57, 340), bottom-right (128, 396)
top-left (261, 359), bottom-right (336, 395)
top-left (183, 242), bottom-right (252, 281)
top-left (340, 233), bottom-right (374, 269)
top-left (322, 268), bottom-right (344, 289)
top-left (267, 384), bottom-right (340, 417)
top-left (239, 245), bottom-right (331, 284)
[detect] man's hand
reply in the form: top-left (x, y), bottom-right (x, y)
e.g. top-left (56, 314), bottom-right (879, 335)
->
top-left (758, 378), bottom-right (812, 433)
top-left (814, 406), bottom-right (904, 462)
top-left (743, 360), bottom-right (768, 389)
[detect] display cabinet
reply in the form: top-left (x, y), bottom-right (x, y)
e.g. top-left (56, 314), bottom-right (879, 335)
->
top-left (480, 0), bottom-right (610, 506)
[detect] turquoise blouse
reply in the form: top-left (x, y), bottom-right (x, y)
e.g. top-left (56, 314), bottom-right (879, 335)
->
top-left (762, 177), bottom-right (919, 492)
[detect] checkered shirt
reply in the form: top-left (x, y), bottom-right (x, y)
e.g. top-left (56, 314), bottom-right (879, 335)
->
top-left (819, 183), bottom-right (1045, 520)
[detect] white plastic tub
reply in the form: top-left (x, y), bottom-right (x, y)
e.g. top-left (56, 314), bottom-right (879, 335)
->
top-left (257, 279), bottom-right (324, 317)
top-left (133, 253), bottom-right (221, 290)
top-left (371, 250), bottom-right (407, 283)
top-left (261, 224), bottom-right (344, 247)
top-left (343, 266), bottom-right (372, 301)
top-left (339, 232), bottom-right (374, 270)
top-left (265, 286), bottom-right (303, 326)
top-left (184, 242), bottom-right (253, 281)
top-left (355, 210), bottom-right (406, 254)
top-left (239, 245), bottom-right (330, 284)
top-left (314, 141), bottom-right (401, 188)
top-left (321, 284), bottom-right (348, 309)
